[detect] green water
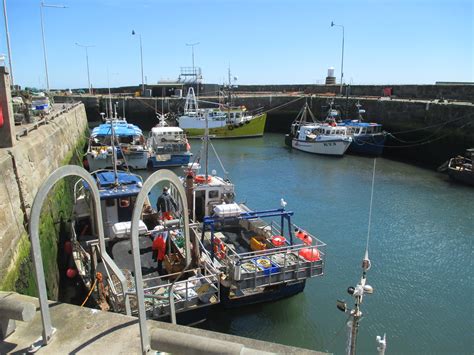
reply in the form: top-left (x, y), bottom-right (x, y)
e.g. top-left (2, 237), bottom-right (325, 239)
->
top-left (142, 133), bottom-right (474, 354)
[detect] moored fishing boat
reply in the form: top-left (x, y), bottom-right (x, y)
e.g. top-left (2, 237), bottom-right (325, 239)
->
top-left (147, 116), bottom-right (192, 168)
top-left (286, 102), bottom-right (352, 156)
top-left (178, 88), bottom-right (266, 138)
top-left (70, 161), bottom-right (220, 323)
top-left (446, 148), bottom-right (474, 186)
top-left (338, 102), bottom-right (386, 156)
top-left (180, 116), bottom-right (326, 307)
top-left (86, 116), bottom-right (148, 170)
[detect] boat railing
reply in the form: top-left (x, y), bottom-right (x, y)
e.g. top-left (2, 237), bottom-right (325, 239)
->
top-left (138, 269), bottom-right (220, 318)
top-left (219, 223), bottom-right (326, 289)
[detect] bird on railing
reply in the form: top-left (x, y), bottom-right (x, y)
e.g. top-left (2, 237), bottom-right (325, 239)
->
top-left (280, 198), bottom-right (287, 208)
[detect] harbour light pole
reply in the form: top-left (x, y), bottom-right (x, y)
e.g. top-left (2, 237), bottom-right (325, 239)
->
top-left (40, 1), bottom-right (66, 92)
top-left (331, 21), bottom-right (345, 95)
top-left (3, 0), bottom-right (14, 87)
top-left (75, 43), bottom-right (94, 94)
top-left (186, 42), bottom-right (200, 96)
top-left (132, 30), bottom-right (145, 95)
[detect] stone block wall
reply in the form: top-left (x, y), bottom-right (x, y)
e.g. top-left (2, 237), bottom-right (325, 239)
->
top-left (0, 103), bottom-right (88, 297)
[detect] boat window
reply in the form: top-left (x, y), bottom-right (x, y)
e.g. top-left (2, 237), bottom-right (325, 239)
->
top-left (105, 198), bottom-right (115, 207)
top-left (208, 190), bottom-right (219, 199)
top-left (361, 128), bottom-right (367, 134)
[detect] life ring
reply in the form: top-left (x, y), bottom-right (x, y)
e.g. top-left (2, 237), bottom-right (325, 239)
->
top-left (271, 235), bottom-right (286, 247)
top-left (299, 248), bottom-right (320, 262)
top-left (213, 238), bottom-right (226, 259)
top-left (194, 175), bottom-right (212, 184)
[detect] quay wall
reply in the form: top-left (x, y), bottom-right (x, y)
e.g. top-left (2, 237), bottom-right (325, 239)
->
top-left (234, 84), bottom-right (474, 102)
top-left (0, 104), bottom-right (88, 299)
top-left (55, 94), bottom-right (474, 166)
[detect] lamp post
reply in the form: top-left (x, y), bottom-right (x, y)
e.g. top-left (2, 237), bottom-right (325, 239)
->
top-left (132, 30), bottom-right (144, 95)
top-left (75, 43), bottom-right (94, 94)
top-left (331, 21), bottom-right (345, 95)
top-left (40, 1), bottom-right (66, 92)
top-left (186, 42), bottom-right (200, 96)
top-left (3, 0), bottom-right (14, 87)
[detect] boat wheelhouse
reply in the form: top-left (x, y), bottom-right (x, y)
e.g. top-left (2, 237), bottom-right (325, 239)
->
top-left (87, 119), bottom-right (149, 170)
top-left (178, 88), bottom-right (266, 138)
top-left (147, 122), bottom-right (192, 168)
top-left (71, 169), bottom-right (220, 323)
top-left (286, 103), bottom-right (352, 156)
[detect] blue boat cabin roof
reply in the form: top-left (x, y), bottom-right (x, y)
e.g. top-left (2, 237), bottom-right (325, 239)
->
top-left (91, 120), bottom-right (143, 137)
top-left (83, 171), bottom-right (142, 200)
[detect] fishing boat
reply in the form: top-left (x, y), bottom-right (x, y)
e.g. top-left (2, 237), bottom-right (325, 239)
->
top-left (180, 115), bottom-right (326, 307)
top-left (147, 116), bottom-right (192, 169)
top-left (177, 87), bottom-right (266, 138)
top-left (70, 153), bottom-right (220, 323)
top-left (446, 149), bottom-right (474, 186)
top-left (86, 111), bottom-right (148, 170)
top-left (285, 102), bottom-right (352, 156)
top-left (338, 102), bottom-right (386, 156)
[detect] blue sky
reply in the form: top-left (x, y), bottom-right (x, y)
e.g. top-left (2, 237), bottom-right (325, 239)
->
top-left (1, 0), bottom-right (472, 89)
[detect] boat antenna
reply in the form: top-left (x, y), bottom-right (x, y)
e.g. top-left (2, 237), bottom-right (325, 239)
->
top-left (110, 118), bottom-right (119, 186)
top-left (336, 159), bottom-right (386, 355)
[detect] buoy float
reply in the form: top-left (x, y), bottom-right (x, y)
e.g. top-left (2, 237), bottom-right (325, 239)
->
top-left (271, 235), bottom-right (286, 247)
top-left (64, 241), bottom-right (72, 255)
top-left (194, 175), bottom-right (212, 184)
top-left (66, 268), bottom-right (78, 278)
top-left (299, 248), bottom-right (320, 262)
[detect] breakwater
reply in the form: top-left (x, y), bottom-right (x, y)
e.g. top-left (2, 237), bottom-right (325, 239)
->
top-left (55, 93), bottom-right (474, 167)
top-left (0, 103), bottom-right (88, 299)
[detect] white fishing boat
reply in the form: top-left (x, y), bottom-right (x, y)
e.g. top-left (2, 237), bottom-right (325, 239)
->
top-left (286, 102), bottom-right (352, 156)
top-left (147, 116), bottom-right (192, 168)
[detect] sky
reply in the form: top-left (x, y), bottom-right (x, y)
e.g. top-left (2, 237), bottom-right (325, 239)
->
top-left (0, 0), bottom-right (472, 89)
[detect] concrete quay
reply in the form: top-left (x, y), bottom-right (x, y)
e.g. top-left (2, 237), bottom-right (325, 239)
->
top-left (0, 292), bottom-right (327, 355)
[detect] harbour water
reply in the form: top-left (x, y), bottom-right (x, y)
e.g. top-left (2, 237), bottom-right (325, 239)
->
top-left (140, 133), bottom-right (473, 354)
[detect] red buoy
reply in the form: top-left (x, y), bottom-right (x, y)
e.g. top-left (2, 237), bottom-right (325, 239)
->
top-left (64, 241), bottom-right (72, 255)
top-left (66, 268), bottom-right (78, 278)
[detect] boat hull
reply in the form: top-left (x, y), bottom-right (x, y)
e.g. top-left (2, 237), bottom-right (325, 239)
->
top-left (86, 151), bottom-right (149, 170)
top-left (148, 153), bottom-right (192, 169)
top-left (182, 113), bottom-right (267, 139)
top-left (220, 281), bottom-right (306, 308)
top-left (292, 138), bottom-right (351, 156)
top-left (347, 134), bottom-right (386, 156)
top-left (448, 168), bottom-right (474, 186)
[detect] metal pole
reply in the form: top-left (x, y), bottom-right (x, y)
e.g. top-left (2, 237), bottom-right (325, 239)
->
top-left (76, 43), bottom-right (94, 94)
top-left (3, 0), bottom-right (14, 87)
top-left (186, 42), bottom-right (199, 97)
top-left (40, 3), bottom-right (49, 92)
top-left (139, 34), bottom-right (144, 94)
top-left (331, 21), bottom-right (345, 95)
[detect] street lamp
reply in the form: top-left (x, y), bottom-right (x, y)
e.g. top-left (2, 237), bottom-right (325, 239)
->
top-left (40, 1), bottom-right (66, 92)
top-left (3, 0), bottom-right (14, 87)
top-left (331, 21), bottom-right (345, 95)
top-left (132, 30), bottom-right (144, 95)
top-left (186, 42), bottom-right (200, 96)
top-left (75, 43), bottom-right (94, 94)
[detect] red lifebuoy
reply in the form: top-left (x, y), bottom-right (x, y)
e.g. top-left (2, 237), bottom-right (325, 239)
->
top-left (213, 238), bottom-right (226, 259)
top-left (194, 175), bottom-right (212, 184)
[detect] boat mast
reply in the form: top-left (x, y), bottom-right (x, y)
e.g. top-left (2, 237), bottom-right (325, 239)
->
top-left (204, 110), bottom-right (209, 182)
top-left (110, 118), bottom-right (119, 186)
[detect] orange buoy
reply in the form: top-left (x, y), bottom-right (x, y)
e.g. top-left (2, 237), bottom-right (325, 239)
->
top-left (194, 175), bottom-right (212, 184)
top-left (271, 235), bottom-right (286, 247)
top-left (299, 248), bottom-right (320, 262)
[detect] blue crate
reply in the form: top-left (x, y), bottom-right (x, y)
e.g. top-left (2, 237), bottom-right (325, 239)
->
top-left (251, 257), bottom-right (280, 275)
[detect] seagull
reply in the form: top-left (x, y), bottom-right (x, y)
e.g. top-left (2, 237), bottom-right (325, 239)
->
top-left (280, 198), bottom-right (287, 208)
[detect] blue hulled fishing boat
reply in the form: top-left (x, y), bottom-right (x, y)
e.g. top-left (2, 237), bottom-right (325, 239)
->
top-left (338, 102), bottom-right (386, 156)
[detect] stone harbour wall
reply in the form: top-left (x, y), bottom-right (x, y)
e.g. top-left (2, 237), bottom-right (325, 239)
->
top-left (0, 103), bottom-right (88, 298)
